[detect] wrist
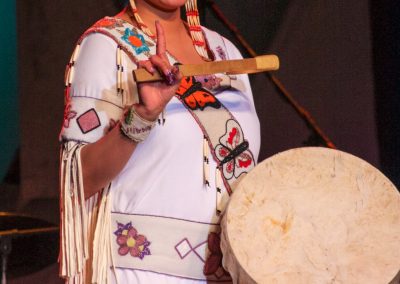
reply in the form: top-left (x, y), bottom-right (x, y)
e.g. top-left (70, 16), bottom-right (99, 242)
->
top-left (132, 105), bottom-right (159, 122)
top-left (120, 106), bottom-right (156, 143)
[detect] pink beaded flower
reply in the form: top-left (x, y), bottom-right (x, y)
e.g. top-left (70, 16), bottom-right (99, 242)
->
top-left (114, 222), bottom-right (151, 259)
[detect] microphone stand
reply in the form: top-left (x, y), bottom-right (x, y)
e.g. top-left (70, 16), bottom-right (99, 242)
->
top-left (205, 0), bottom-right (336, 149)
top-left (0, 227), bottom-right (59, 284)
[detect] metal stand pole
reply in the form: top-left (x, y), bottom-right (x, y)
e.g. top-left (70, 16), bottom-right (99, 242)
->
top-left (0, 236), bottom-right (11, 284)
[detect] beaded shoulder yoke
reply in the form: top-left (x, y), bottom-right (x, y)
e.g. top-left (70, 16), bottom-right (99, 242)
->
top-left (67, 16), bottom-right (255, 213)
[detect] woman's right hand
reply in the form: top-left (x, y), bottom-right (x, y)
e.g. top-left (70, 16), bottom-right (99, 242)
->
top-left (133, 21), bottom-right (182, 121)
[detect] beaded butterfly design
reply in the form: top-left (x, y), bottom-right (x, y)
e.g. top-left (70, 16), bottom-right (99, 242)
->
top-left (175, 76), bottom-right (221, 111)
top-left (215, 119), bottom-right (254, 180)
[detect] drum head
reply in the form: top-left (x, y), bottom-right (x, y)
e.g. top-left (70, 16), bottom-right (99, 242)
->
top-left (221, 147), bottom-right (400, 284)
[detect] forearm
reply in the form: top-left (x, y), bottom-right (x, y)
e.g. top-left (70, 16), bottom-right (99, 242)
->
top-left (81, 124), bottom-right (137, 198)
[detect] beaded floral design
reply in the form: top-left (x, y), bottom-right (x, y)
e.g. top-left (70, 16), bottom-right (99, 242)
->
top-left (114, 222), bottom-right (151, 259)
top-left (63, 103), bottom-right (77, 128)
top-left (93, 17), bottom-right (124, 30)
top-left (121, 28), bottom-right (150, 55)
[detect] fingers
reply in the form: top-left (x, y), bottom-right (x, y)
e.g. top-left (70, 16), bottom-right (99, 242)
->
top-left (140, 21), bottom-right (182, 86)
top-left (165, 65), bottom-right (182, 86)
top-left (152, 20), bottom-right (170, 77)
top-left (149, 55), bottom-right (171, 79)
top-left (155, 21), bottom-right (167, 59)
top-left (139, 56), bottom-right (180, 86)
top-left (137, 60), bottom-right (155, 74)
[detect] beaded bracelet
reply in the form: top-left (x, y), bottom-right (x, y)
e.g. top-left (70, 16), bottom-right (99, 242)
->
top-left (120, 107), bottom-right (156, 143)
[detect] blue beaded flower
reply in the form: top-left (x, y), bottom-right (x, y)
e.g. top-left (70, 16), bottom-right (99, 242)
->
top-left (121, 28), bottom-right (150, 55)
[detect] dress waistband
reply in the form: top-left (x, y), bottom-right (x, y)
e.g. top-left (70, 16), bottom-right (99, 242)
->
top-left (110, 212), bottom-right (231, 282)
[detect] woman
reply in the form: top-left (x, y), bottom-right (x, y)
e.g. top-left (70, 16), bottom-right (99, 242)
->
top-left (59, 0), bottom-right (260, 283)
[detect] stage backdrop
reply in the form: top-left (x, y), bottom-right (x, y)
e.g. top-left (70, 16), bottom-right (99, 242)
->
top-left (204, 0), bottom-right (378, 165)
top-left (17, 0), bottom-right (380, 211)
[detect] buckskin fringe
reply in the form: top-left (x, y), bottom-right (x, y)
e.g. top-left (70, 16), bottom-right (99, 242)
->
top-left (59, 141), bottom-right (112, 284)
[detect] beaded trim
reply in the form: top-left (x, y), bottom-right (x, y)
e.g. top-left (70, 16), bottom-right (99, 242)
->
top-left (120, 107), bottom-right (156, 143)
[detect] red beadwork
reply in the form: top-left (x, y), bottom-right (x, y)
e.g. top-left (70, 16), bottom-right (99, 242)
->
top-left (186, 11), bottom-right (199, 16)
top-left (193, 40), bottom-right (205, 46)
top-left (189, 26), bottom-right (202, 32)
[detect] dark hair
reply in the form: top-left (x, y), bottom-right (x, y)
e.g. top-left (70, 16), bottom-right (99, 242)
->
top-left (114, 0), bottom-right (129, 9)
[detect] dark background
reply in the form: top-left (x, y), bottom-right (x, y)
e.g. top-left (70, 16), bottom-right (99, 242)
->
top-left (0, 0), bottom-right (399, 282)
